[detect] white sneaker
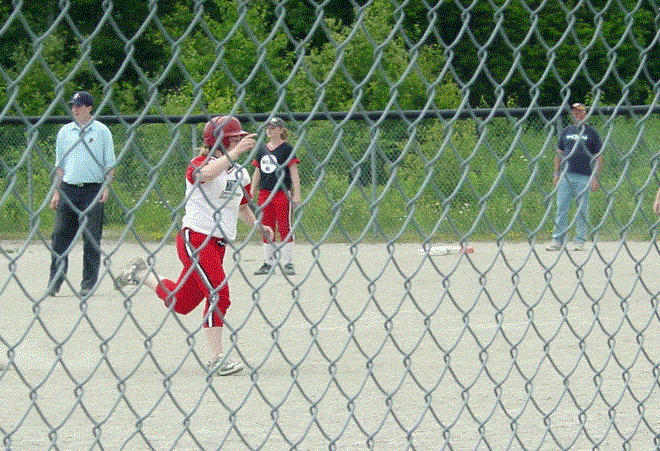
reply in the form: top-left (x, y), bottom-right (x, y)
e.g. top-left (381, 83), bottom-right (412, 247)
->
top-left (571, 242), bottom-right (585, 251)
top-left (545, 241), bottom-right (562, 251)
top-left (207, 354), bottom-right (243, 376)
top-left (254, 263), bottom-right (273, 276)
top-left (282, 263), bottom-right (296, 276)
top-left (114, 258), bottom-right (147, 290)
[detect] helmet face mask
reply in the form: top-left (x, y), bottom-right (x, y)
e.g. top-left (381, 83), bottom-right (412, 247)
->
top-left (202, 116), bottom-right (248, 150)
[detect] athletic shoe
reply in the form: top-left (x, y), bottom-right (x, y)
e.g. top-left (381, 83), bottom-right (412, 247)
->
top-left (254, 263), bottom-right (272, 275)
top-left (207, 354), bottom-right (243, 376)
top-left (545, 241), bottom-right (562, 251)
top-left (572, 242), bottom-right (585, 251)
top-left (282, 263), bottom-right (296, 276)
top-left (46, 286), bottom-right (59, 297)
top-left (114, 258), bottom-right (147, 290)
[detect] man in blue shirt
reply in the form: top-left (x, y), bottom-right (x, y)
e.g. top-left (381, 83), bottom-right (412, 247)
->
top-left (47, 91), bottom-right (116, 297)
top-left (546, 103), bottom-right (603, 251)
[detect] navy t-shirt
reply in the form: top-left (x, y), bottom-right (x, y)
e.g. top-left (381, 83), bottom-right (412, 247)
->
top-left (557, 123), bottom-right (602, 176)
top-left (252, 142), bottom-right (300, 191)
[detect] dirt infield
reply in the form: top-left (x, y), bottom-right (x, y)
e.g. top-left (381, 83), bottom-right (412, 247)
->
top-left (1, 239), bottom-right (659, 450)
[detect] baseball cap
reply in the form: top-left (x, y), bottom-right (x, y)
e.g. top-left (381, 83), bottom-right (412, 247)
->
top-left (571, 103), bottom-right (586, 111)
top-left (70, 91), bottom-right (94, 107)
top-left (266, 117), bottom-right (285, 128)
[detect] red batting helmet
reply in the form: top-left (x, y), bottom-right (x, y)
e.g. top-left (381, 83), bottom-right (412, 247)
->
top-left (202, 116), bottom-right (248, 149)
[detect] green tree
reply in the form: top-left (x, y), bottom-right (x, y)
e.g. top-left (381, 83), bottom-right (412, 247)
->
top-left (157, 1), bottom-right (293, 116)
top-left (431, 0), bottom-right (659, 106)
top-left (2, 34), bottom-right (88, 115)
top-left (286, 0), bottom-right (459, 112)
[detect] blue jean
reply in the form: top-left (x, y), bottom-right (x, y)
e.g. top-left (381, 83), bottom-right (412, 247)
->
top-left (553, 172), bottom-right (591, 244)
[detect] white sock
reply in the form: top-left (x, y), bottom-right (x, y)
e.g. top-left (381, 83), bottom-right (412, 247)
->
top-left (263, 243), bottom-right (276, 265)
top-left (282, 242), bottom-right (294, 264)
top-left (205, 326), bottom-right (223, 362)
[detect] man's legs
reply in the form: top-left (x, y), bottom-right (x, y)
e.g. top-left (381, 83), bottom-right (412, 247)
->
top-left (81, 199), bottom-right (104, 292)
top-left (48, 193), bottom-right (79, 293)
top-left (572, 174), bottom-right (591, 244)
top-left (552, 175), bottom-right (573, 244)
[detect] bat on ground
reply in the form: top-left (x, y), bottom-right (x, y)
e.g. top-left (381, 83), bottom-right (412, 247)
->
top-left (417, 245), bottom-right (475, 256)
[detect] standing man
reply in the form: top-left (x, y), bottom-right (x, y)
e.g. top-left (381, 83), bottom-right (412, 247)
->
top-left (47, 91), bottom-right (116, 297)
top-left (654, 184), bottom-right (660, 216)
top-left (251, 117), bottom-right (301, 276)
top-left (546, 103), bottom-right (603, 251)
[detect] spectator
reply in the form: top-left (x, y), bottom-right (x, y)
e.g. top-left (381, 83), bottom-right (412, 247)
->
top-left (546, 103), bottom-right (602, 251)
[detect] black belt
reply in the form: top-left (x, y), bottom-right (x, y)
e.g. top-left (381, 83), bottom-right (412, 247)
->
top-left (63, 182), bottom-right (102, 188)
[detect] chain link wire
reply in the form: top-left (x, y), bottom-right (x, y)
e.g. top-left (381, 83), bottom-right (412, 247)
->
top-left (2, 1), bottom-right (660, 450)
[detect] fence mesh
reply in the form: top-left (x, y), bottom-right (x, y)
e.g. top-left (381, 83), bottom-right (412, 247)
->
top-left (1, 1), bottom-right (660, 450)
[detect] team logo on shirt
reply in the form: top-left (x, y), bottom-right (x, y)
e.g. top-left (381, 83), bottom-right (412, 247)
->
top-left (260, 154), bottom-right (278, 174)
top-left (220, 179), bottom-right (242, 199)
top-left (219, 168), bottom-right (248, 199)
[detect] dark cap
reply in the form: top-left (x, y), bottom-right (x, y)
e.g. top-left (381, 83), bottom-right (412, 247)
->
top-left (70, 91), bottom-right (94, 107)
top-left (571, 102), bottom-right (586, 111)
top-left (266, 117), bottom-right (285, 128)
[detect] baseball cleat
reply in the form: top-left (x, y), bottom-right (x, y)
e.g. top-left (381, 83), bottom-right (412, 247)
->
top-left (114, 258), bottom-right (147, 290)
top-left (254, 263), bottom-right (273, 275)
top-left (207, 354), bottom-right (243, 376)
top-left (282, 263), bottom-right (296, 275)
top-left (545, 241), bottom-right (562, 251)
top-left (571, 242), bottom-right (585, 251)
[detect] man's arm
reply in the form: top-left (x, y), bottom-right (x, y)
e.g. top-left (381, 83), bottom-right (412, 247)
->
top-left (49, 167), bottom-right (64, 210)
top-left (552, 151), bottom-right (561, 187)
top-left (590, 153), bottom-right (603, 192)
top-left (101, 168), bottom-right (114, 203)
top-left (654, 185), bottom-right (660, 215)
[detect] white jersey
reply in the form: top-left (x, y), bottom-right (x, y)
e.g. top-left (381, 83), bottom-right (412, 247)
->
top-left (181, 155), bottom-right (250, 240)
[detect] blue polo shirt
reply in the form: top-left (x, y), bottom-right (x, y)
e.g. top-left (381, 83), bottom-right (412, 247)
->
top-left (55, 120), bottom-right (116, 184)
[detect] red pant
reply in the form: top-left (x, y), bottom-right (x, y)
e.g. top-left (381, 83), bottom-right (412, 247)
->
top-left (155, 228), bottom-right (229, 327)
top-left (258, 189), bottom-right (294, 243)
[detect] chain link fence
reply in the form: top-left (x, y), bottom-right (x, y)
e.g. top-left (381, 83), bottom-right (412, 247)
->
top-left (3, 109), bottom-right (660, 243)
top-left (2, 1), bottom-right (660, 450)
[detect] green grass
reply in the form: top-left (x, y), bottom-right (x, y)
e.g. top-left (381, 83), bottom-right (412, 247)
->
top-left (3, 116), bottom-right (660, 243)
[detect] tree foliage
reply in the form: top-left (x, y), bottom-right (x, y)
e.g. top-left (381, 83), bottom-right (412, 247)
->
top-left (1, 0), bottom-right (658, 116)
